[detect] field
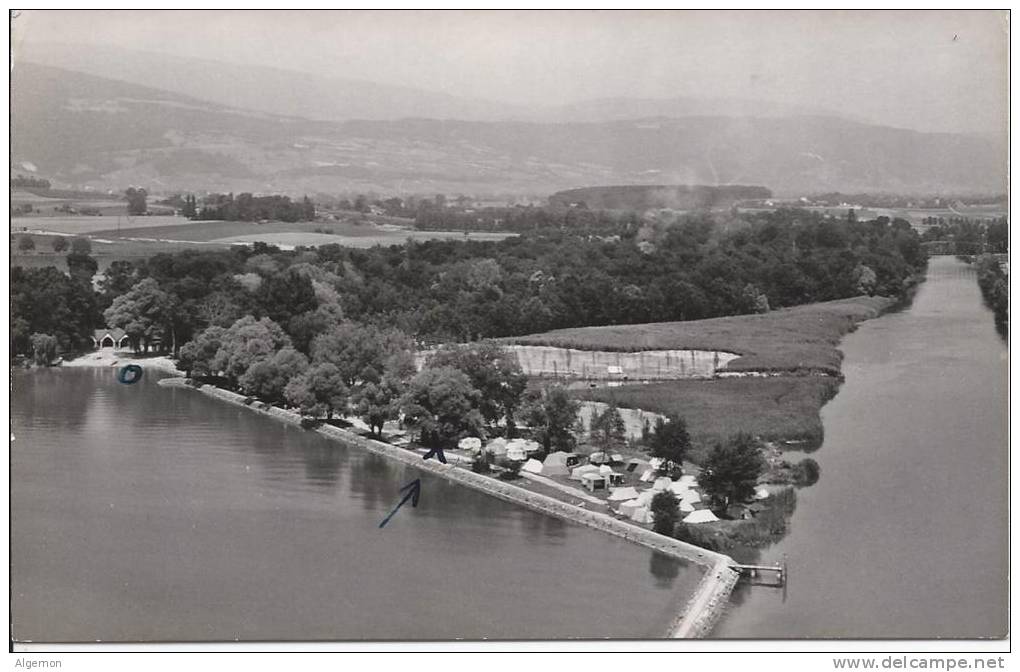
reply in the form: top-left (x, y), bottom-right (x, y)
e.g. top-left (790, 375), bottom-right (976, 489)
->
top-left (12, 215), bottom-right (193, 235)
top-left (576, 377), bottom-right (839, 460)
top-left (511, 295), bottom-right (897, 376)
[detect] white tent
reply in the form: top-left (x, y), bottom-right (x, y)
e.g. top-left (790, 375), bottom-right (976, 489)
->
top-left (681, 489), bottom-right (702, 504)
top-left (618, 500), bottom-right (641, 516)
top-left (458, 437), bottom-right (482, 452)
top-left (625, 458), bottom-right (651, 474)
top-left (683, 509), bottom-right (720, 524)
top-left (630, 507), bottom-right (653, 524)
top-left (608, 486), bottom-right (639, 502)
top-left (522, 458), bottom-right (543, 474)
top-left (678, 475), bottom-right (698, 488)
top-left (649, 457), bottom-right (664, 470)
top-left (486, 438), bottom-right (508, 456)
top-left (679, 500), bottom-right (696, 513)
top-left (588, 451), bottom-right (609, 465)
top-left (639, 468), bottom-right (656, 482)
top-left (668, 481), bottom-right (690, 496)
top-left (652, 476), bottom-right (673, 491)
top-left (610, 453), bottom-right (624, 464)
top-left (507, 438), bottom-right (542, 455)
top-left (598, 464), bottom-right (614, 475)
top-left (570, 464), bottom-right (600, 481)
top-left (542, 452), bottom-right (572, 477)
top-left (581, 472), bottom-right (607, 492)
top-left (754, 487), bottom-right (771, 500)
top-left (634, 490), bottom-right (655, 507)
top-left (506, 446), bottom-right (527, 461)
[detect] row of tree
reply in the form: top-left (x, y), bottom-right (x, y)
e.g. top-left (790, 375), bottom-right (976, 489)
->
top-left (974, 255), bottom-right (1008, 336)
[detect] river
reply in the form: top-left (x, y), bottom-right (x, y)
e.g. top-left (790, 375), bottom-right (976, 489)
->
top-left (11, 370), bottom-right (702, 642)
top-left (715, 256), bottom-right (1008, 638)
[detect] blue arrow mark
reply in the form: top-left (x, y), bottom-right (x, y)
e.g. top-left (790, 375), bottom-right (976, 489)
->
top-left (378, 479), bottom-right (422, 528)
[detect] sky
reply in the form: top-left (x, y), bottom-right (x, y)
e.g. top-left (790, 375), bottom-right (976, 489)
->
top-left (12, 9), bottom-right (1009, 134)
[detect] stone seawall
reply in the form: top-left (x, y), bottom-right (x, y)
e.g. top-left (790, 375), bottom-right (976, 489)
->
top-left (158, 376), bottom-right (739, 638)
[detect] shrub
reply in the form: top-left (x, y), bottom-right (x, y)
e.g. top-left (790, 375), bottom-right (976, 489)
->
top-left (792, 458), bottom-right (821, 486)
top-left (651, 490), bottom-right (680, 535)
top-left (471, 453), bottom-right (492, 474)
top-left (243, 396), bottom-right (255, 405)
top-left (299, 417), bottom-right (321, 430)
top-left (498, 460), bottom-right (523, 480)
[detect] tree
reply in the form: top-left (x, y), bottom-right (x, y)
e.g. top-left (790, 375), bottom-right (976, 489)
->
top-left (647, 414), bottom-right (691, 473)
top-left (70, 236), bottom-right (92, 255)
top-left (12, 266), bottom-right (96, 354)
top-left (103, 278), bottom-right (178, 353)
top-left (426, 342), bottom-right (527, 433)
top-left (520, 385), bottom-right (580, 453)
top-left (698, 433), bottom-right (766, 510)
top-left (284, 362), bottom-right (348, 419)
top-left (66, 252), bottom-right (99, 284)
top-left (17, 235), bottom-right (35, 252)
top-left (590, 403), bottom-right (627, 452)
top-left (353, 374), bottom-right (406, 437)
top-left (126, 187), bottom-right (148, 216)
top-left (311, 322), bottom-right (414, 388)
top-left (238, 347), bottom-right (309, 402)
top-left (176, 326), bottom-right (226, 378)
top-left (212, 315), bottom-right (292, 385)
top-left (651, 490), bottom-right (680, 535)
top-left (30, 333), bottom-right (58, 365)
top-left (400, 366), bottom-right (484, 450)
top-left (51, 236), bottom-right (69, 253)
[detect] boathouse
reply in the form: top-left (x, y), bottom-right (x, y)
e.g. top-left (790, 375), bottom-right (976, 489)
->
top-left (92, 327), bottom-right (129, 349)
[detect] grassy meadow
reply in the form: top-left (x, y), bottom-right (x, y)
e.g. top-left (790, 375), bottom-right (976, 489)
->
top-left (576, 376), bottom-right (839, 460)
top-left (511, 295), bottom-right (897, 375)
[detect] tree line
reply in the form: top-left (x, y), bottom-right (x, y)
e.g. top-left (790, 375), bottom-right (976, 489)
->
top-left (974, 255), bottom-right (1008, 336)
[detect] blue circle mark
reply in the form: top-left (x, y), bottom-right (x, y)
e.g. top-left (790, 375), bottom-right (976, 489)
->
top-left (117, 364), bottom-right (144, 385)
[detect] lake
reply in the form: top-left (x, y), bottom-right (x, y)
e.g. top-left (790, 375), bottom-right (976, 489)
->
top-left (715, 256), bottom-right (1008, 638)
top-left (11, 367), bottom-right (702, 642)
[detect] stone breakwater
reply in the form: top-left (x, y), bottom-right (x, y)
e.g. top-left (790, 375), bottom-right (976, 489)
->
top-left (158, 377), bottom-right (739, 638)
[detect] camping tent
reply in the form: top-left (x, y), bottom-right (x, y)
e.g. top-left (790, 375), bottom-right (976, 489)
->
top-left (581, 472), bottom-right (607, 492)
top-left (486, 438), bottom-right (508, 456)
top-left (598, 464), bottom-right (614, 475)
top-left (679, 500), bottom-right (696, 513)
top-left (668, 481), bottom-right (690, 496)
top-left (652, 476), bottom-right (673, 491)
top-left (639, 469), bottom-right (656, 482)
top-left (678, 475), bottom-right (698, 488)
top-left (625, 458), bottom-right (651, 474)
top-left (618, 500), bottom-right (641, 516)
top-left (630, 507), bottom-right (653, 524)
top-left (649, 457), bottom-right (664, 471)
top-left (522, 458), bottom-right (543, 474)
top-left (680, 489), bottom-right (702, 504)
top-left (634, 490), bottom-right (655, 507)
top-left (506, 445), bottom-right (527, 461)
top-left (610, 453), bottom-right (624, 464)
top-left (542, 452), bottom-right (573, 477)
top-left (608, 486), bottom-right (639, 502)
top-left (754, 487), bottom-right (770, 500)
top-left (588, 451), bottom-right (609, 465)
top-left (458, 437), bottom-right (482, 452)
top-left (507, 438), bottom-right (542, 456)
top-left (570, 464), bottom-right (600, 481)
top-left (683, 509), bottom-right (719, 524)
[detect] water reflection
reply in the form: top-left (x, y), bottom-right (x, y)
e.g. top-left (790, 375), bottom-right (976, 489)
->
top-left (648, 551), bottom-right (681, 588)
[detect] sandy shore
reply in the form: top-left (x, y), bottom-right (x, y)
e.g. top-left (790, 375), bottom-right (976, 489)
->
top-left (62, 349), bottom-right (183, 376)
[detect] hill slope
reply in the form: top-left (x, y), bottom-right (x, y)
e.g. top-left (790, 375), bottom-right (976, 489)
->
top-left (11, 63), bottom-right (1006, 196)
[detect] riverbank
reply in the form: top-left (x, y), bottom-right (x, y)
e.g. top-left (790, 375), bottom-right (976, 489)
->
top-left (62, 349), bottom-right (184, 375)
top-left (158, 376), bottom-right (739, 639)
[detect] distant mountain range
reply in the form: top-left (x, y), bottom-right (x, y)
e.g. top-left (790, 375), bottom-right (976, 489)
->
top-left (10, 57), bottom-right (1007, 197)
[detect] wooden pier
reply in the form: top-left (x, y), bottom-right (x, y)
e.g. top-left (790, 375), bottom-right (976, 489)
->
top-left (730, 559), bottom-right (787, 587)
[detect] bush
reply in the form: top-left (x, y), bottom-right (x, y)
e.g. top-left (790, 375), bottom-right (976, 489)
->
top-left (243, 396), bottom-right (254, 405)
top-left (498, 460), bottom-right (523, 480)
top-left (471, 453), bottom-right (492, 474)
top-left (651, 490), bottom-right (680, 535)
top-left (674, 522), bottom-right (726, 552)
top-left (299, 417), bottom-right (321, 430)
top-left (792, 458), bottom-right (820, 486)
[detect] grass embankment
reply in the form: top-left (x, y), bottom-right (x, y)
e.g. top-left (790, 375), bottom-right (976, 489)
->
top-left (517, 295), bottom-right (897, 456)
top-left (511, 295), bottom-right (896, 376)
